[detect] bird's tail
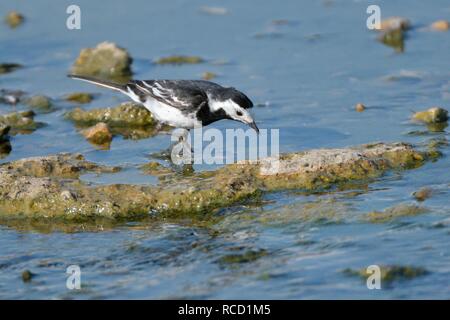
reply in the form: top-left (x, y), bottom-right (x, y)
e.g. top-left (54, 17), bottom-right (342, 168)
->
top-left (67, 74), bottom-right (127, 93)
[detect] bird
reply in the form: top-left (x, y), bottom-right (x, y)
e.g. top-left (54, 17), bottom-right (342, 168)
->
top-left (67, 75), bottom-right (259, 135)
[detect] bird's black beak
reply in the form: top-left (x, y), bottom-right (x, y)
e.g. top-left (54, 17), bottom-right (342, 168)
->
top-left (248, 121), bottom-right (259, 134)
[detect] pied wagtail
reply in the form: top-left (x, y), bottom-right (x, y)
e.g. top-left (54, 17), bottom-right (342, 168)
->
top-left (68, 75), bottom-right (259, 134)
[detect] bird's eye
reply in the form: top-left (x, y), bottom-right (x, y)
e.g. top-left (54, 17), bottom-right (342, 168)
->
top-left (236, 111), bottom-right (243, 116)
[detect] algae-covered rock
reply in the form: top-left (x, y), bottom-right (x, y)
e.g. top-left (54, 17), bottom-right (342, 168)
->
top-left (65, 102), bottom-right (155, 127)
top-left (81, 122), bottom-right (113, 147)
top-left (65, 102), bottom-right (158, 139)
top-left (217, 249), bottom-right (267, 266)
top-left (379, 17), bottom-right (411, 31)
top-left (0, 143), bottom-right (431, 219)
top-left (343, 265), bottom-right (428, 283)
top-left (71, 42), bottom-right (133, 81)
top-left (24, 95), bottom-right (53, 111)
top-left (0, 110), bottom-right (44, 135)
top-left (412, 107), bottom-right (448, 124)
top-left (0, 63), bottom-right (22, 75)
top-left (21, 270), bottom-right (35, 283)
top-left (65, 92), bottom-right (94, 104)
top-left (431, 20), bottom-right (449, 31)
top-left (378, 28), bottom-right (404, 52)
top-left (5, 11), bottom-right (24, 28)
top-left (364, 203), bottom-right (428, 223)
top-left (155, 55), bottom-right (204, 65)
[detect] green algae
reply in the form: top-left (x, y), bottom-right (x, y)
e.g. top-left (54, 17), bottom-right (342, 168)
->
top-left (217, 249), bottom-right (268, 266)
top-left (364, 203), bottom-right (428, 223)
top-left (155, 55), bottom-right (204, 65)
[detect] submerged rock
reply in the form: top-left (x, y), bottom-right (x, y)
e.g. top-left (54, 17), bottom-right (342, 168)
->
top-left (378, 28), bottom-right (404, 53)
top-left (0, 143), bottom-right (431, 219)
top-left (155, 55), bottom-right (204, 65)
top-left (430, 20), bottom-right (449, 31)
top-left (0, 110), bottom-right (44, 135)
top-left (343, 265), bottom-right (428, 283)
top-left (71, 42), bottom-right (133, 81)
top-left (81, 122), bottom-right (113, 147)
top-left (21, 270), bottom-right (35, 283)
top-left (412, 107), bottom-right (448, 124)
top-left (364, 203), bottom-right (428, 223)
top-left (65, 92), bottom-right (94, 104)
top-left (24, 95), bottom-right (53, 111)
top-left (0, 63), bottom-right (22, 75)
top-left (65, 102), bottom-right (158, 139)
top-left (5, 11), bottom-right (24, 28)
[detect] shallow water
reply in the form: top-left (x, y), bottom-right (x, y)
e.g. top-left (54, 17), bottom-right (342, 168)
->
top-left (1, 0), bottom-right (450, 299)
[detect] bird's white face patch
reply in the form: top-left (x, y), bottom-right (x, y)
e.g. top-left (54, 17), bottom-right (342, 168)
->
top-left (209, 98), bottom-right (254, 124)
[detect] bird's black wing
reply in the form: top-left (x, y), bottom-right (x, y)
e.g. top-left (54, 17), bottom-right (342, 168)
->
top-left (127, 80), bottom-right (209, 112)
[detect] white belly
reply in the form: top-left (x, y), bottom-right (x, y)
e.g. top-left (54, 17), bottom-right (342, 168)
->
top-left (142, 99), bottom-right (201, 129)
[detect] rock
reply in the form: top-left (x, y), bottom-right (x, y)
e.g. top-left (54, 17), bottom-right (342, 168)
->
top-left (24, 95), bottom-right (53, 111)
top-left (199, 6), bottom-right (228, 15)
top-left (413, 187), bottom-right (433, 202)
top-left (343, 265), bottom-right (428, 283)
top-left (202, 72), bottom-right (217, 80)
top-left (21, 270), bottom-right (34, 282)
top-left (0, 63), bottom-right (22, 75)
top-left (65, 92), bottom-right (94, 104)
top-left (431, 20), bottom-right (449, 31)
top-left (5, 11), bottom-right (24, 28)
top-left (0, 125), bottom-right (11, 159)
top-left (379, 17), bottom-right (411, 31)
top-left (364, 204), bottom-right (428, 223)
top-left (378, 28), bottom-right (404, 52)
top-left (355, 103), bottom-right (365, 112)
top-left (155, 55), bottom-right (204, 65)
top-left (71, 42), bottom-right (133, 81)
top-left (81, 122), bottom-right (113, 147)
top-left (0, 110), bottom-right (44, 135)
top-left (65, 102), bottom-right (158, 139)
top-left (412, 107), bottom-right (448, 124)
top-left (0, 143), bottom-right (431, 219)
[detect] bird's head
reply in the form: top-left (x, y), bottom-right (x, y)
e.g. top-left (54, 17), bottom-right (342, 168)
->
top-left (209, 89), bottom-right (259, 133)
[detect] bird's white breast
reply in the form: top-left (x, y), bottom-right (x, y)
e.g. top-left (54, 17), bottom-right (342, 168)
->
top-left (142, 98), bottom-right (201, 129)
